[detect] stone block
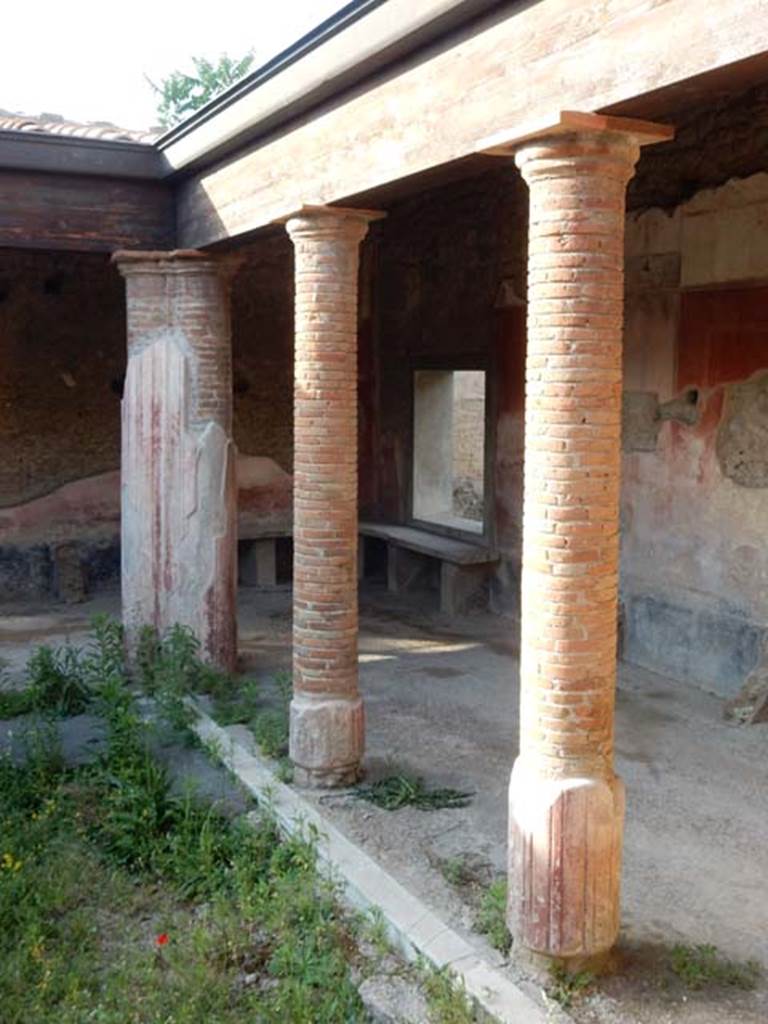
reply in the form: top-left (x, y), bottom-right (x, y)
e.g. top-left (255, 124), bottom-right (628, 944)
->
top-left (440, 562), bottom-right (489, 616)
top-left (358, 976), bottom-right (430, 1024)
top-left (289, 694), bottom-right (364, 788)
top-left (240, 538), bottom-right (277, 587)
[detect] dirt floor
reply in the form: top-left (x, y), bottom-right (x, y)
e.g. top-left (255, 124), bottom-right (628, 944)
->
top-left (1, 582), bottom-right (766, 1024)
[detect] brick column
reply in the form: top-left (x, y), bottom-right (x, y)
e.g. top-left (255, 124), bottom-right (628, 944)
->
top-left (113, 250), bottom-right (238, 672)
top-left (285, 207), bottom-right (382, 787)
top-left (508, 124), bottom-right (656, 966)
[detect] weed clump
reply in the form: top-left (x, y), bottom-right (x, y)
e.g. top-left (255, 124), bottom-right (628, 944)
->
top-left (474, 878), bottom-right (512, 955)
top-left (211, 678), bottom-right (260, 726)
top-left (422, 965), bottom-right (478, 1022)
top-left (546, 963), bottom-right (595, 1009)
top-left (0, 688), bottom-right (36, 718)
top-left (440, 855), bottom-right (475, 888)
top-left (26, 642), bottom-right (93, 715)
top-left (0, 613), bottom-right (126, 720)
top-left (356, 774), bottom-right (473, 811)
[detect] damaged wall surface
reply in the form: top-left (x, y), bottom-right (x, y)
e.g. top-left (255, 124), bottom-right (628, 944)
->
top-left (622, 174), bottom-right (768, 697)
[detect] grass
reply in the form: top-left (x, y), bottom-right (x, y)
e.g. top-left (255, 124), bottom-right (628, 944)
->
top-left (25, 642), bottom-right (92, 716)
top-left (211, 678), bottom-right (261, 726)
top-left (0, 618), bottom-right (488, 1022)
top-left (0, 613), bottom-right (127, 721)
top-left (0, 640), bottom-right (93, 719)
top-left (0, 688), bottom-right (37, 718)
top-left (0, 620), bottom-right (369, 1023)
top-left (0, 759), bottom-right (365, 1021)
top-left (249, 671), bottom-right (292, 759)
top-left (422, 967), bottom-right (477, 1023)
top-left (541, 941), bottom-right (764, 1011)
top-left (355, 773), bottom-right (473, 811)
top-left (474, 878), bottom-right (512, 956)
top-left (669, 943), bottom-right (761, 991)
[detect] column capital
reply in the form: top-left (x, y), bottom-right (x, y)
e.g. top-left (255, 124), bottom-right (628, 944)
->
top-left (111, 248), bottom-right (240, 280)
top-left (282, 204), bottom-right (386, 244)
top-left (478, 109), bottom-right (673, 167)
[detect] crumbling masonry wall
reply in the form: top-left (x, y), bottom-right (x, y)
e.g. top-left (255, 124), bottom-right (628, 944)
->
top-left (0, 252), bottom-right (125, 508)
top-left (0, 239), bottom-right (297, 599)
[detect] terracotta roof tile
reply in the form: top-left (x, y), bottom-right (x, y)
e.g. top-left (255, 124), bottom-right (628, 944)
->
top-left (0, 110), bottom-right (160, 144)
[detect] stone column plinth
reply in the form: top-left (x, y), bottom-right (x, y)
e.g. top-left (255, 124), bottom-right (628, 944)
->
top-left (113, 250), bottom-right (238, 672)
top-left (509, 125), bottom-right (654, 966)
top-left (285, 207), bottom-right (382, 787)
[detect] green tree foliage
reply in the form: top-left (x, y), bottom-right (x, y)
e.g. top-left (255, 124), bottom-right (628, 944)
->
top-left (151, 52), bottom-right (255, 128)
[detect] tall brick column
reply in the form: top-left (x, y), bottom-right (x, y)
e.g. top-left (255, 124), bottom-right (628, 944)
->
top-left (113, 250), bottom-right (238, 672)
top-left (285, 207), bottom-right (382, 787)
top-left (506, 116), bottom-right (671, 965)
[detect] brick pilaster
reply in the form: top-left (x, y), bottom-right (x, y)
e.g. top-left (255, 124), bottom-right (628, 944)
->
top-left (285, 207), bottom-right (381, 787)
top-left (509, 130), bottom-right (640, 964)
top-left (113, 250), bottom-right (238, 672)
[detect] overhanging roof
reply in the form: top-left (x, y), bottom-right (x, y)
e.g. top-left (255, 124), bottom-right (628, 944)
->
top-left (0, 0), bottom-right (505, 183)
top-left (2, 0), bottom-right (768, 254)
top-left (154, 0), bottom-right (508, 175)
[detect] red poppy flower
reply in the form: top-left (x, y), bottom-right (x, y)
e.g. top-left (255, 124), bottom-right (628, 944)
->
top-left (156, 933), bottom-right (169, 947)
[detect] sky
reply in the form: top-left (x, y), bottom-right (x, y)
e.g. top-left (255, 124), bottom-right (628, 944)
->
top-left (2, 0), bottom-right (345, 131)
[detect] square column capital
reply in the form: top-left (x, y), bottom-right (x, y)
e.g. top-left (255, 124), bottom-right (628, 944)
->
top-left (111, 248), bottom-right (241, 280)
top-left (477, 109), bottom-right (673, 156)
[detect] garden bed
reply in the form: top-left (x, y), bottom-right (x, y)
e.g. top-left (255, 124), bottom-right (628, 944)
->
top-left (0, 618), bottom-right (478, 1024)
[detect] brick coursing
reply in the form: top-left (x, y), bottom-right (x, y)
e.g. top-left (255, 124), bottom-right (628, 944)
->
top-left (286, 211), bottom-right (374, 786)
top-left (508, 131), bottom-right (639, 961)
top-left (517, 137), bottom-right (631, 772)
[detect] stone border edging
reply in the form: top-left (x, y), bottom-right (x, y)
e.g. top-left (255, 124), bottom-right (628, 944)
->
top-left (191, 704), bottom-right (558, 1024)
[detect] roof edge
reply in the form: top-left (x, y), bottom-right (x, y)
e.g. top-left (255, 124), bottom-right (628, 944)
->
top-left (0, 0), bottom-right (507, 182)
top-left (155, 0), bottom-right (386, 150)
top-left (0, 129), bottom-right (168, 180)
top-left (158, 0), bottom-right (508, 176)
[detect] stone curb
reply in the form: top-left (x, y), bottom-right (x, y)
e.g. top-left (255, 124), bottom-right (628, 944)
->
top-left (191, 704), bottom-right (557, 1024)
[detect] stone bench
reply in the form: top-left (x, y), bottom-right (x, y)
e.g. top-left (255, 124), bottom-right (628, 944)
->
top-left (358, 521), bottom-right (497, 616)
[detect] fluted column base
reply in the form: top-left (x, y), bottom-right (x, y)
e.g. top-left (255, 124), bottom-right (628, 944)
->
top-left (508, 759), bottom-right (624, 964)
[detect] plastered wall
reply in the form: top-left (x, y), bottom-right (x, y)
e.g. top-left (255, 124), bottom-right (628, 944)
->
top-left (622, 174), bottom-right (768, 696)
